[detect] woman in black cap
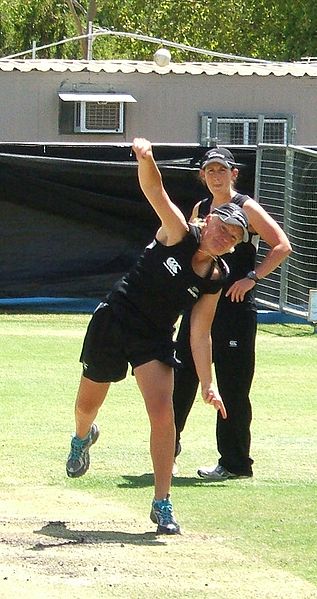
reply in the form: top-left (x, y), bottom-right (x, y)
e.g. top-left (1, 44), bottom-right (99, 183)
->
top-left (173, 146), bottom-right (292, 479)
top-left (65, 138), bottom-right (249, 536)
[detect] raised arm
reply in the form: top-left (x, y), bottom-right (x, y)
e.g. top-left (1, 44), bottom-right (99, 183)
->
top-left (190, 292), bottom-right (227, 419)
top-left (132, 138), bottom-right (188, 244)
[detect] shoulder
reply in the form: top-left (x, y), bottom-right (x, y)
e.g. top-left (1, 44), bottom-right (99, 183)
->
top-left (158, 223), bottom-right (200, 249)
top-left (232, 193), bottom-right (253, 208)
top-left (233, 195), bottom-right (265, 227)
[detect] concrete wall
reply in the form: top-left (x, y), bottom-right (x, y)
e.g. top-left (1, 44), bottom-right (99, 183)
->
top-left (0, 68), bottom-right (316, 145)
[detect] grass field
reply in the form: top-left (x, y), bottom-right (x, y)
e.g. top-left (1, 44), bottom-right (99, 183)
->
top-left (0, 314), bottom-right (316, 598)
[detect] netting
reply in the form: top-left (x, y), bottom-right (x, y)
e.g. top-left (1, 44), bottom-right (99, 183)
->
top-left (255, 145), bottom-right (317, 317)
top-left (2, 142), bottom-right (315, 318)
top-left (0, 144), bottom-right (255, 309)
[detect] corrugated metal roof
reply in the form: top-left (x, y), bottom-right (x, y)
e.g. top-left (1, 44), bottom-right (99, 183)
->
top-left (0, 59), bottom-right (316, 77)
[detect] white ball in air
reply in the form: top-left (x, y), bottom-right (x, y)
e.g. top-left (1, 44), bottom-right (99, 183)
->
top-left (153, 48), bottom-right (171, 67)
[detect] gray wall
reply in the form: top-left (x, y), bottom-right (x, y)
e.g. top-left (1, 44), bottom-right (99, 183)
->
top-left (0, 67), bottom-right (316, 145)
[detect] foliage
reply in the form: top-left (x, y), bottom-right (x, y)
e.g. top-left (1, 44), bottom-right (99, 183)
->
top-left (0, 0), bottom-right (316, 61)
top-left (0, 0), bottom-right (77, 58)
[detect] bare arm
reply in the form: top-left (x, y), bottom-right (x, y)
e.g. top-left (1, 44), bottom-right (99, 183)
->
top-left (190, 292), bottom-right (227, 419)
top-left (132, 138), bottom-right (188, 245)
top-left (226, 198), bottom-right (292, 302)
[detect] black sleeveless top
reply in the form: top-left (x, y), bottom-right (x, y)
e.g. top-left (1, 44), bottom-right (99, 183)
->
top-left (198, 194), bottom-right (259, 313)
top-left (107, 224), bottom-right (229, 334)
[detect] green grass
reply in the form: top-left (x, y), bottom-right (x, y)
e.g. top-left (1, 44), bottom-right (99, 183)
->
top-left (1, 314), bottom-right (317, 587)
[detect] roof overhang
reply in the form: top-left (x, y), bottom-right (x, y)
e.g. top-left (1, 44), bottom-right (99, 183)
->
top-left (58, 92), bottom-right (137, 103)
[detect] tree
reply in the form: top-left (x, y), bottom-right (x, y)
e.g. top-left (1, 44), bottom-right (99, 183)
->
top-left (0, 0), bottom-right (316, 61)
top-left (0, 0), bottom-right (75, 58)
top-left (92, 0), bottom-right (317, 62)
top-left (66, 0), bottom-right (97, 58)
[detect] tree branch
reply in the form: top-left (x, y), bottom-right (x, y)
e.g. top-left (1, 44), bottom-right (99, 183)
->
top-left (66, 0), bottom-right (87, 58)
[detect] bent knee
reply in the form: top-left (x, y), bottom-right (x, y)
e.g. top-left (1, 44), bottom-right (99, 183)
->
top-left (146, 395), bottom-right (174, 422)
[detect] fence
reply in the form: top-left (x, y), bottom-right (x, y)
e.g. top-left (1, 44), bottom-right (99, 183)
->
top-left (1, 143), bottom-right (316, 318)
top-left (254, 144), bottom-right (317, 319)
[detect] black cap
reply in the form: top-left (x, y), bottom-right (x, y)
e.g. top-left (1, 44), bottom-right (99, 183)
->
top-left (200, 147), bottom-right (237, 170)
top-left (213, 203), bottom-right (249, 243)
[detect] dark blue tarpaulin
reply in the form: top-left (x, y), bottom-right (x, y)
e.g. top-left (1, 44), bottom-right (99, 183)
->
top-left (0, 143), bottom-right (255, 306)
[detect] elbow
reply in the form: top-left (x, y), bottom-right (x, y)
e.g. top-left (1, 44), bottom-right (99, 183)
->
top-left (279, 239), bottom-right (292, 259)
top-left (285, 241), bottom-right (292, 257)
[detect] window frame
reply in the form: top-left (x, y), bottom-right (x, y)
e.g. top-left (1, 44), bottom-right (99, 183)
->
top-left (200, 113), bottom-right (295, 146)
top-left (58, 91), bottom-right (137, 135)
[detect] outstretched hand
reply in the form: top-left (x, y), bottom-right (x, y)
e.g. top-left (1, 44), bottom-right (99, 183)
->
top-left (132, 137), bottom-right (153, 161)
top-left (202, 385), bottom-right (227, 419)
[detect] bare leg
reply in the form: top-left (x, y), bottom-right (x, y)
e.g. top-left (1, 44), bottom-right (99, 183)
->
top-left (134, 360), bottom-right (175, 500)
top-left (75, 375), bottom-right (111, 438)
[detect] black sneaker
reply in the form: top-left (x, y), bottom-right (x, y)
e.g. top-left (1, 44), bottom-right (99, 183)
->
top-left (197, 464), bottom-right (252, 481)
top-left (150, 495), bottom-right (181, 535)
top-left (66, 423), bottom-right (99, 478)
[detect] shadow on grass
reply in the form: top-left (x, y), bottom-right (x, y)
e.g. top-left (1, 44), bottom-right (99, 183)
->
top-left (258, 323), bottom-right (315, 337)
top-left (33, 520), bottom-right (164, 549)
top-left (118, 473), bottom-right (226, 488)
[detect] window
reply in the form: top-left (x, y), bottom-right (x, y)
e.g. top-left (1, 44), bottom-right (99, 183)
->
top-left (58, 92), bottom-right (137, 135)
top-left (74, 101), bottom-right (124, 133)
top-left (201, 114), bottom-right (294, 146)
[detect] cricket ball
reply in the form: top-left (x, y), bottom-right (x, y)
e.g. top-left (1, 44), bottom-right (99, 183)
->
top-left (153, 48), bottom-right (171, 67)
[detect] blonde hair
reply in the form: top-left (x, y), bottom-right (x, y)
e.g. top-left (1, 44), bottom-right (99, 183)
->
top-left (191, 216), bottom-right (207, 229)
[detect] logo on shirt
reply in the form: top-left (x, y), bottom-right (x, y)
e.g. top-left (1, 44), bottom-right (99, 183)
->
top-left (187, 286), bottom-right (199, 299)
top-left (229, 340), bottom-right (238, 348)
top-left (94, 301), bottom-right (108, 313)
top-left (163, 257), bottom-right (182, 276)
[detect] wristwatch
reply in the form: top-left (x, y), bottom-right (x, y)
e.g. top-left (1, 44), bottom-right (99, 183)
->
top-left (246, 270), bottom-right (260, 283)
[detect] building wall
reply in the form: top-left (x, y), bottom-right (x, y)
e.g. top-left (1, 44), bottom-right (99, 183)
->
top-left (0, 68), bottom-right (316, 145)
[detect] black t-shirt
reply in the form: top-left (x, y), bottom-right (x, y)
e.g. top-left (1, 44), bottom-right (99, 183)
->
top-left (198, 194), bottom-right (259, 313)
top-left (107, 224), bottom-right (229, 334)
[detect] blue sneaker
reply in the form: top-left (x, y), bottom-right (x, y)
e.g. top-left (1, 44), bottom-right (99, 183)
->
top-left (150, 495), bottom-right (181, 535)
top-left (66, 423), bottom-right (99, 478)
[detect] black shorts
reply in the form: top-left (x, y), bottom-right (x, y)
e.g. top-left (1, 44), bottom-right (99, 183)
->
top-left (80, 302), bottom-right (179, 383)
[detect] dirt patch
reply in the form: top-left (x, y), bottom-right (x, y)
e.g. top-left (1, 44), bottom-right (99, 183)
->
top-left (1, 487), bottom-right (316, 599)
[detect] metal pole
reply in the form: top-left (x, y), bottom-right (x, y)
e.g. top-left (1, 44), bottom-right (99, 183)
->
top-left (32, 40), bottom-right (37, 59)
top-left (87, 21), bottom-right (93, 60)
top-left (279, 146), bottom-right (293, 312)
top-left (253, 144), bottom-right (263, 203)
top-left (257, 114), bottom-right (265, 144)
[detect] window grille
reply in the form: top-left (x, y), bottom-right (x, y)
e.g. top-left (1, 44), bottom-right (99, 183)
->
top-left (201, 115), bottom-right (291, 146)
top-left (75, 101), bottom-right (124, 133)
